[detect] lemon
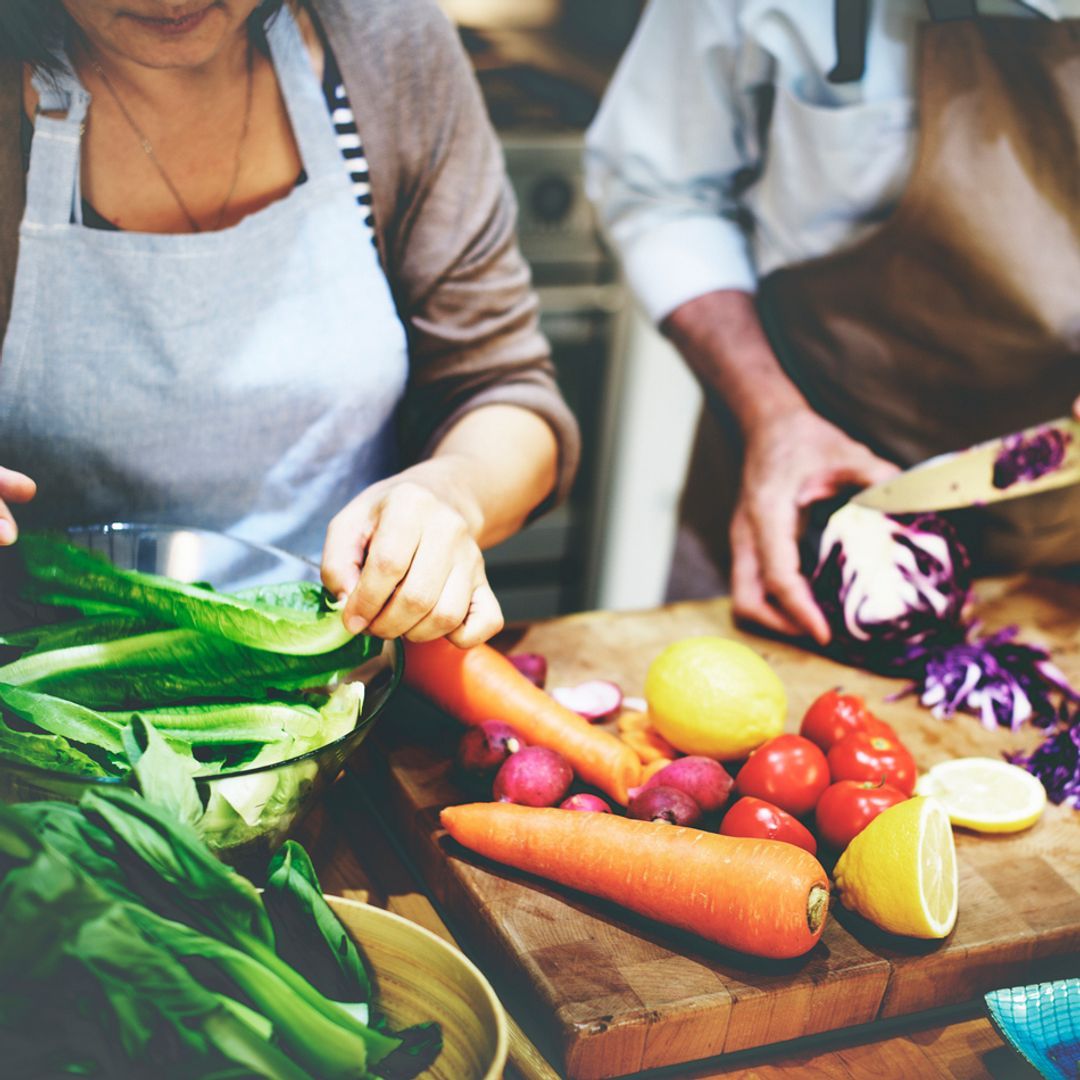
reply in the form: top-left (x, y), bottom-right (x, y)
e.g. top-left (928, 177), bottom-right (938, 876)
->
top-left (643, 636), bottom-right (786, 760)
top-left (833, 796), bottom-right (958, 939)
top-left (914, 757), bottom-right (1046, 833)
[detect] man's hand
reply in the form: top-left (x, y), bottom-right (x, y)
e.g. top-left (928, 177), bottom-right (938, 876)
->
top-left (731, 408), bottom-right (899, 644)
top-left (321, 460), bottom-right (503, 649)
top-left (0, 467), bottom-right (36, 546)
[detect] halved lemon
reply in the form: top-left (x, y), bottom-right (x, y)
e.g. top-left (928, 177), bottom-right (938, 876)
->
top-left (833, 796), bottom-right (958, 939)
top-left (914, 757), bottom-right (1046, 833)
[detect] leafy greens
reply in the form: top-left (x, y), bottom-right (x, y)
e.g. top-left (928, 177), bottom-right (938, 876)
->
top-left (0, 787), bottom-right (441, 1078)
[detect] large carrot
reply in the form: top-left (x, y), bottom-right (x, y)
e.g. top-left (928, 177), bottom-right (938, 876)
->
top-left (404, 639), bottom-right (641, 804)
top-left (441, 802), bottom-right (830, 959)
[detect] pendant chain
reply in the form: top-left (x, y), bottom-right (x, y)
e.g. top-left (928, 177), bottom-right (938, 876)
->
top-left (89, 44), bottom-right (254, 233)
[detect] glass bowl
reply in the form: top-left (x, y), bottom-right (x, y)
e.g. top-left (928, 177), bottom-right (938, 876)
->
top-left (0, 522), bottom-right (402, 872)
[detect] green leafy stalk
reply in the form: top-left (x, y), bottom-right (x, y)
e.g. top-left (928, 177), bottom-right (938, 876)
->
top-left (0, 612), bottom-right (161, 654)
top-left (0, 713), bottom-right (108, 777)
top-left (264, 840), bottom-right (373, 1004)
top-left (21, 791), bottom-right (400, 1069)
top-left (0, 809), bottom-right (316, 1079)
top-left (110, 700), bottom-right (323, 747)
top-left (125, 907), bottom-right (392, 1078)
top-left (19, 533), bottom-right (354, 655)
top-left (0, 626), bottom-right (379, 709)
top-left (0, 681), bottom-right (126, 754)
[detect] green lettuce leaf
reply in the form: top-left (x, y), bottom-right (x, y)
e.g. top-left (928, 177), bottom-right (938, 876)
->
top-left (19, 534), bottom-right (354, 656)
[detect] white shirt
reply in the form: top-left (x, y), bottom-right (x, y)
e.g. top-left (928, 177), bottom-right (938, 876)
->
top-left (585, 0), bottom-right (1073, 324)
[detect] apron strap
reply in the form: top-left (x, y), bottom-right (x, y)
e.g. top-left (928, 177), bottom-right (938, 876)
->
top-left (265, 6), bottom-right (347, 185)
top-left (925, 0), bottom-right (979, 18)
top-left (828, 0), bottom-right (871, 84)
top-left (22, 71), bottom-right (90, 229)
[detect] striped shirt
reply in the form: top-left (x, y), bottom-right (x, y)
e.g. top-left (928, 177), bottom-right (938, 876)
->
top-left (324, 45), bottom-right (376, 242)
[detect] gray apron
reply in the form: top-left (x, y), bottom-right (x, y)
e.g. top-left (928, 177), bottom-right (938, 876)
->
top-left (0, 6), bottom-right (408, 563)
top-left (677, 7), bottom-right (1080, 596)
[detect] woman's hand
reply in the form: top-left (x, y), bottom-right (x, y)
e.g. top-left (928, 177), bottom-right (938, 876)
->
top-left (1073, 395), bottom-right (1080, 421)
top-left (321, 460), bottom-right (503, 648)
top-left (731, 408), bottom-right (899, 644)
top-left (0, 467), bottom-right (36, 545)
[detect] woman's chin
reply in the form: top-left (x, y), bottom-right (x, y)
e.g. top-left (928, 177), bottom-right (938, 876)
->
top-left (79, 2), bottom-right (248, 71)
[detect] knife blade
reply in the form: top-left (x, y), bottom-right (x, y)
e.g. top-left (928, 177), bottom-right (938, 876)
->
top-left (852, 417), bottom-right (1080, 514)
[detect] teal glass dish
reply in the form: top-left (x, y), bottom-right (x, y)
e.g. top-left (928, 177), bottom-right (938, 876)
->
top-left (984, 978), bottom-right (1080, 1080)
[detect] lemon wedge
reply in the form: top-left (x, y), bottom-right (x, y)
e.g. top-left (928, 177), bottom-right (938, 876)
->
top-left (914, 757), bottom-right (1046, 833)
top-left (833, 796), bottom-right (958, 939)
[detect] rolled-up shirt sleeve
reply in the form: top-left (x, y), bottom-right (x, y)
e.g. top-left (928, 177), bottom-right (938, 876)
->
top-left (585, 0), bottom-right (759, 324)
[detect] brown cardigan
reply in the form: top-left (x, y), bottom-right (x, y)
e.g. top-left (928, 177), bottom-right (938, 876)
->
top-left (0, 0), bottom-right (579, 503)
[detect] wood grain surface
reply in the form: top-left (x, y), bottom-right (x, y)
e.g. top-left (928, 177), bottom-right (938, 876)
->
top-left (355, 575), bottom-right (1080, 1080)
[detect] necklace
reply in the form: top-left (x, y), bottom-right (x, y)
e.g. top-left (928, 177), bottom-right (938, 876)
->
top-left (89, 44), bottom-right (254, 233)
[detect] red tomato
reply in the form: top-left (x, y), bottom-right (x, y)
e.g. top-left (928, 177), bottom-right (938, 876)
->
top-left (799, 689), bottom-right (898, 751)
top-left (734, 734), bottom-right (830, 817)
top-left (826, 732), bottom-right (917, 795)
top-left (814, 780), bottom-right (909, 850)
top-left (720, 796), bottom-right (818, 855)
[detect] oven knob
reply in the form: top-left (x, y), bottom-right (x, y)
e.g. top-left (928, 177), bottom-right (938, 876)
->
top-left (531, 175), bottom-right (574, 224)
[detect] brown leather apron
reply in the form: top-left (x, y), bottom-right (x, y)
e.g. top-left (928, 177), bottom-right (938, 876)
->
top-left (676, 6), bottom-right (1080, 597)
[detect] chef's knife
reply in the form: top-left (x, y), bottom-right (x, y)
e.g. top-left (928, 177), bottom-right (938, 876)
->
top-left (852, 417), bottom-right (1080, 514)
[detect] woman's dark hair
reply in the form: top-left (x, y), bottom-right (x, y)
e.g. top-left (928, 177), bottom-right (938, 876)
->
top-left (0, 1), bottom-right (287, 70)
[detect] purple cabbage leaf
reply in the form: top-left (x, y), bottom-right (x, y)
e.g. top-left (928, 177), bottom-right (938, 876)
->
top-left (992, 425), bottom-right (1072, 490)
top-left (893, 624), bottom-right (1080, 732)
top-left (1007, 719), bottom-right (1080, 807)
top-left (811, 505), bottom-right (972, 674)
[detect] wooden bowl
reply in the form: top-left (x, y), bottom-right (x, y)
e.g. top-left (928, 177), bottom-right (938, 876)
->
top-left (326, 896), bottom-right (508, 1080)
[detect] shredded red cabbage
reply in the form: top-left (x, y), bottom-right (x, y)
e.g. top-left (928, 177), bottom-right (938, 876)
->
top-left (1007, 719), bottom-right (1080, 807)
top-left (992, 426), bottom-right (1071, 490)
top-left (894, 624), bottom-right (1080, 731)
top-left (812, 506), bottom-right (971, 673)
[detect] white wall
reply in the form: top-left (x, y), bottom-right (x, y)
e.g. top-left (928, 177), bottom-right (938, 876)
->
top-left (595, 306), bottom-right (702, 611)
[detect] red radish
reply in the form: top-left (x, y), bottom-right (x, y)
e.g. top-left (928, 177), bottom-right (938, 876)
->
top-left (508, 652), bottom-right (548, 688)
top-left (404, 639), bottom-right (641, 804)
top-left (493, 746), bottom-right (573, 807)
top-left (559, 793), bottom-right (612, 813)
top-left (550, 680), bottom-right (623, 722)
top-left (637, 756), bottom-right (733, 813)
top-left (455, 721), bottom-right (524, 776)
top-left (627, 785), bottom-right (702, 827)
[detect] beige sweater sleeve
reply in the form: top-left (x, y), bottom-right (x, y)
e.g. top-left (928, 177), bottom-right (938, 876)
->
top-left (316, 0), bottom-right (581, 507)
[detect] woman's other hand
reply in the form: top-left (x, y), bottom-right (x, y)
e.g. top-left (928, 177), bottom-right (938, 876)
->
top-left (1073, 394), bottom-right (1080, 421)
top-left (731, 408), bottom-right (899, 644)
top-left (322, 404), bottom-right (558, 648)
top-left (0, 467), bottom-right (36, 545)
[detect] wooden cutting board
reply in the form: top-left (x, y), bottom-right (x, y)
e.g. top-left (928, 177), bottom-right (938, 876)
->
top-left (353, 575), bottom-right (1080, 1080)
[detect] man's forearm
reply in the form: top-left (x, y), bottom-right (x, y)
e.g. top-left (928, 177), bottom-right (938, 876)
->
top-left (660, 289), bottom-right (809, 437)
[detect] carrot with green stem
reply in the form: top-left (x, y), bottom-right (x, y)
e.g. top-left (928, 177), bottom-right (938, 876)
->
top-left (404, 639), bottom-right (641, 804)
top-left (440, 802), bottom-right (830, 959)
